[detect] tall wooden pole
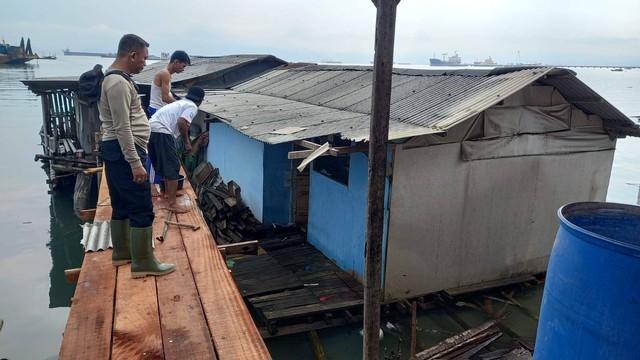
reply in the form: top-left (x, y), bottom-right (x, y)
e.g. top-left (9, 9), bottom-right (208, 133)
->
top-left (364, 0), bottom-right (400, 359)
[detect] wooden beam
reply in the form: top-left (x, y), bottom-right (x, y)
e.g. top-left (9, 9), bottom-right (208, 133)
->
top-left (79, 209), bottom-right (96, 221)
top-left (294, 140), bottom-right (323, 150)
top-left (297, 142), bottom-right (330, 172)
top-left (217, 240), bottom-right (259, 255)
top-left (364, 0), bottom-right (400, 359)
top-left (288, 144), bottom-right (371, 159)
top-left (64, 268), bottom-right (81, 283)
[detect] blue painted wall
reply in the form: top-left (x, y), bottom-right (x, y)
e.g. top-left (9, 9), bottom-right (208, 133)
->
top-left (206, 123), bottom-right (265, 221)
top-left (206, 123), bottom-right (292, 224)
top-left (307, 151), bottom-right (391, 280)
top-left (263, 143), bottom-right (293, 225)
top-left (307, 153), bottom-right (367, 278)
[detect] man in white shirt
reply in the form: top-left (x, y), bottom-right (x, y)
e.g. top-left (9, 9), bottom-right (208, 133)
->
top-left (146, 50), bottom-right (190, 197)
top-left (148, 86), bottom-right (205, 213)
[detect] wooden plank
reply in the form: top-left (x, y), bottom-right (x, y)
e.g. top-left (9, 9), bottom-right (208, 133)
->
top-left (258, 314), bottom-right (363, 339)
top-left (64, 268), bottom-right (81, 283)
top-left (59, 251), bottom-right (115, 360)
top-left (112, 263), bottom-right (163, 359)
top-left (262, 299), bottom-right (363, 320)
top-left (59, 177), bottom-right (115, 360)
top-left (179, 175), bottom-right (271, 359)
top-left (154, 207), bottom-right (217, 359)
top-left (230, 255), bottom-right (304, 297)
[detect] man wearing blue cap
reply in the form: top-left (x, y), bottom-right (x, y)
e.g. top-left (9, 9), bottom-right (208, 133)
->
top-left (148, 86), bottom-right (205, 213)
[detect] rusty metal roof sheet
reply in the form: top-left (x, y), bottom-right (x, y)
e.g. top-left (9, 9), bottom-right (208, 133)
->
top-left (201, 65), bottom-right (638, 143)
top-left (132, 55), bottom-right (287, 86)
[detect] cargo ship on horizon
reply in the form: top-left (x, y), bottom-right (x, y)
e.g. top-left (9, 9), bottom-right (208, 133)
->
top-left (62, 48), bottom-right (111, 57)
top-left (429, 51), bottom-right (462, 66)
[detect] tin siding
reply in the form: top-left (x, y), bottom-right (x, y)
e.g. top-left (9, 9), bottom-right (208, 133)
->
top-left (207, 122), bottom-right (265, 221)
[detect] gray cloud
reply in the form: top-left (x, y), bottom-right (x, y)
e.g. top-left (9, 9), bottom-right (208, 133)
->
top-left (2, 0), bottom-right (639, 65)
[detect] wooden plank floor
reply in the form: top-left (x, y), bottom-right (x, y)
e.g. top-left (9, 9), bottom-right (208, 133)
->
top-left (58, 170), bottom-right (271, 360)
top-left (230, 242), bottom-right (364, 337)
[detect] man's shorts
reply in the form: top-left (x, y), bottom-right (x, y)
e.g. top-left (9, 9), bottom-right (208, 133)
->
top-left (148, 132), bottom-right (180, 180)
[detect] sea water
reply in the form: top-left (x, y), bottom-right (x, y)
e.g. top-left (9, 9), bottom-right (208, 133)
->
top-left (0, 58), bottom-right (637, 359)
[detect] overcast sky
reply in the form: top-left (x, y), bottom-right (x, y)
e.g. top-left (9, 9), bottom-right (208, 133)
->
top-left (3, 0), bottom-right (639, 66)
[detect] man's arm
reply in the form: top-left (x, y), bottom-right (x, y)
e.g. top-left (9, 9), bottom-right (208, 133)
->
top-left (158, 71), bottom-right (175, 104)
top-left (105, 80), bottom-right (144, 169)
top-left (177, 118), bottom-right (192, 153)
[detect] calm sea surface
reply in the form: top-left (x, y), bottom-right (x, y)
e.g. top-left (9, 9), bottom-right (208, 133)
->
top-left (0, 58), bottom-right (637, 359)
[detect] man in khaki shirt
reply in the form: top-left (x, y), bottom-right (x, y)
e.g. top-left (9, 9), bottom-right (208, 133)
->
top-left (99, 33), bottom-right (174, 278)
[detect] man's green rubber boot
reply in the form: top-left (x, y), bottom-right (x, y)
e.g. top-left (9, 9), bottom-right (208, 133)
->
top-left (130, 226), bottom-right (175, 278)
top-left (111, 219), bottom-right (132, 266)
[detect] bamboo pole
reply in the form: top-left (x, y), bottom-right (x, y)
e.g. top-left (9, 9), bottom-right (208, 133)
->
top-left (363, 1), bottom-right (400, 359)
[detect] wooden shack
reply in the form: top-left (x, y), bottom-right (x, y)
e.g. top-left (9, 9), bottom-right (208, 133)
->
top-left (198, 65), bottom-right (640, 301)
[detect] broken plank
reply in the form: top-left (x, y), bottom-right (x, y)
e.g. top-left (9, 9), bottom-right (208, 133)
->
top-left (218, 240), bottom-right (258, 255)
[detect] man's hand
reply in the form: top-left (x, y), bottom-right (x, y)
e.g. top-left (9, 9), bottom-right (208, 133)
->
top-left (132, 165), bottom-right (148, 184)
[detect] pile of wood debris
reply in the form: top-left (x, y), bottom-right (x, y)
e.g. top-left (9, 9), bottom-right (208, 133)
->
top-left (410, 315), bottom-right (532, 359)
top-left (192, 162), bottom-right (262, 244)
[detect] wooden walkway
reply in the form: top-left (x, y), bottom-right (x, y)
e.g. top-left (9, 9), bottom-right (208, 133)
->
top-left (58, 171), bottom-right (271, 359)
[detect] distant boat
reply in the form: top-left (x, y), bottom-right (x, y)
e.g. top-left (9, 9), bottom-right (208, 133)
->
top-left (0, 37), bottom-right (39, 64)
top-left (101, 53), bottom-right (165, 60)
top-left (430, 51), bottom-right (462, 66)
top-left (62, 48), bottom-right (110, 57)
top-left (611, 68), bottom-right (624, 72)
top-left (473, 57), bottom-right (498, 67)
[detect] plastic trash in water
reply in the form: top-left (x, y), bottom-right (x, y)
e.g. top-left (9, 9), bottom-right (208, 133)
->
top-left (385, 321), bottom-right (400, 331)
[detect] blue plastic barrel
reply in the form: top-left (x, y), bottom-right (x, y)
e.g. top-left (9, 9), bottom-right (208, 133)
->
top-left (534, 202), bottom-right (640, 359)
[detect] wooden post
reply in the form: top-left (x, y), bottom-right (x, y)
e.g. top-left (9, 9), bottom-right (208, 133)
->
top-left (363, 0), bottom-right (400, 359)
top-left (411, 301), bottom-right (417, 357)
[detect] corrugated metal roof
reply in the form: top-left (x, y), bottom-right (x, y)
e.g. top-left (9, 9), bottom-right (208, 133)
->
top-left (81, 221), bottom-right (112, 252)
top-left (132, 55), bottom-right (286, 86)
top-left (202, 65), bottom-right (638, 143)
top-left (199, 89), bottom-right (428, 143)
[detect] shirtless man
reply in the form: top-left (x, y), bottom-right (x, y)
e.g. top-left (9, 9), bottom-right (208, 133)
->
top-left (147, 50), bottom-right (190, 196)
top-left (147, 50), bottom-right (191, 115)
